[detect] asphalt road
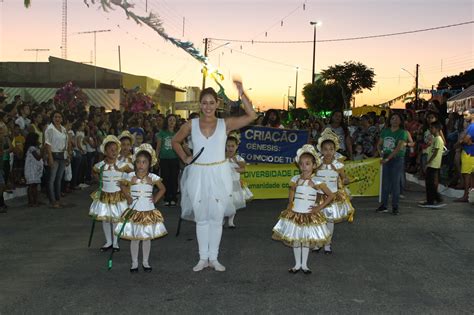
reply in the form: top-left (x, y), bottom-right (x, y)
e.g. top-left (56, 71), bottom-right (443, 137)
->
top-left (0, 184), bottom-right (473, 314)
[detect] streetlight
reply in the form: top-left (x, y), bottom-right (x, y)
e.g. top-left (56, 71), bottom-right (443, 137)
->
top-left (310, 21), bottom-right (322, 84)
top-left (295, 67), bottom-right (299, 109)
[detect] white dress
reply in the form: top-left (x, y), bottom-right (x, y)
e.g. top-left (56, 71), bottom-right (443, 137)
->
top-left (229, 155), bottom-right (253, 210)
top-left (314, 160), bottom-right (354, 223)
top-left (180, 118), bottom-right (235, 222)
top-left (115, 172), bottom-right (167, 240)
top-left (272, 175), bottom-right (331, 248)
top-left (24, 147), bottom-right (43, 184)
top-left (89, 160), bottom-right (133, 222)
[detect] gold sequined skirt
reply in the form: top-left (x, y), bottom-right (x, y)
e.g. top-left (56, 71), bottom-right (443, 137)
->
top-left (272, 208), bottom-right (331, 248)
top-left (115, 208), bottom-right (168, 241)
top-left (89, 191), bottom-right (128, 222)
top-left (320, 189), bottom-right (355, 223)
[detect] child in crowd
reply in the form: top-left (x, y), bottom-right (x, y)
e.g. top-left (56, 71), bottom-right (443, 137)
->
top-left (89, 136), bottom-right (133, 252)
top-left (24, 132), bottom-right (43, 207)
top-left (419, 121), bottom-right (446, 208)
top-left (118, 131), bottom-right (134, 164)
top-left (225, 133), bottom-right (253, 228)
top-left (116, 144), bottom-right (167, 273)
top-left (272, 145), bottom-right (334, 274)
top-left (352, 143), bottom-right (368, 161)
top-left (314, 129), bottom-right (354, 254)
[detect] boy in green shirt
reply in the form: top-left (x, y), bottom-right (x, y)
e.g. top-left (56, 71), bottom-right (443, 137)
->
top-left (419, 121), bottom-right (446, 208)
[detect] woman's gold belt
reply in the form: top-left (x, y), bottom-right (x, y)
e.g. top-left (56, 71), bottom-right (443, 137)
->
top-left (193, 159), bottom-right (227, 166)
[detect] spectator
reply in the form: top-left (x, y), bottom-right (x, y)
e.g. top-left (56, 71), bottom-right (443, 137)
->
top-left (44, 110), bottom-right (69, 208)
top-left (352, 143), bottom-right (368, 161)
top-left (308, 119), bottom-right (324, 145)
top-left (156, 114), bottom-right (180, 207)
top-left (29, 112), bottom-right (44, 146)
top-left (326, 110), bottom-right (352, 159)
top-left (12, 124), bottom-right (26, 185)
top-left (376, 112), bottom-right (408, 215)
top-left (15, 103), bottom-right (31, 134)
top-left (262, 109), bottom-right (283, 128)
top-left (24, 132), bottom-right (43, 207)
top-left (455, 109), bottom-right (474, 202)
top-left (352, 114), bottom-right (378, 157)
top-left (419, 121), bottom-right (445, 208)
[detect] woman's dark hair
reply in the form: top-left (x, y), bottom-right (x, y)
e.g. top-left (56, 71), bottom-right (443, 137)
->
top-left (199, 88), bottom-right (218, 102)
top-left (24, 132), bottom-right (39, 159)
top-left (163, 114), bottom-right (178, 132)
top-left (262, 109), bottom-right (281, 127)
top-left (387, 112), bottom-right (405, 129)
top-left (50, 110), bottom-right (63, 122)
top-left (422, 111), bottom-right (438, 130)
top-left (134, 151), bottom-right (152, 172)
top-left (329, 110), bottom-right (349, 136)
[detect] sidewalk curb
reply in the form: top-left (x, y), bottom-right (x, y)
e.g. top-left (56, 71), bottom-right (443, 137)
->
top-left (4, 187), bottom-right (27, 201)
top-left (406, 173), bottom-right (464, 199)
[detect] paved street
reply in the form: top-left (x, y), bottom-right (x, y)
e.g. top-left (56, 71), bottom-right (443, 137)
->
top-left (0, 184), bottom-right (473, 314)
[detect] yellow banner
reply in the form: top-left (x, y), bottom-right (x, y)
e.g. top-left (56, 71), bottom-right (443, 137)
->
top-left (243, 158), bottom-right (381, 199)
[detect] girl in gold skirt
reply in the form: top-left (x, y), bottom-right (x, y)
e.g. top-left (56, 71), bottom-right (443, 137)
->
top-left (272, 145), bottom-right (334, 274)
top-left (115, 144), bottom-right (167, 273)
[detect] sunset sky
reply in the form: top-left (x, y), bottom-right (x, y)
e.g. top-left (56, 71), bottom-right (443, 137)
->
top-left (0, 0), bottom-right (473, 110)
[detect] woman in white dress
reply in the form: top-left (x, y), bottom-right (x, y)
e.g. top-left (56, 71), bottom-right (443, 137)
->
top-left (172, 78), bottom-right (256, 272)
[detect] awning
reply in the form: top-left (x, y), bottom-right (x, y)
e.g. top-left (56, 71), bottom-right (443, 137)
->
top-left (447, 85), bottom-right (474, 113)
top-left (0, 87), bottom-right (120, 110)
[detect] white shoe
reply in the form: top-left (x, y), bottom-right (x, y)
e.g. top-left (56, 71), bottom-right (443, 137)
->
top-left (192, 259), bottom-right (209, 272)
top-left (209, 260), bottom-right (226, 272)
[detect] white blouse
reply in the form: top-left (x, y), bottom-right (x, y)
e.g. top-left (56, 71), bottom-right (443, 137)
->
top-left (45, 123), bottom-right (68, 153)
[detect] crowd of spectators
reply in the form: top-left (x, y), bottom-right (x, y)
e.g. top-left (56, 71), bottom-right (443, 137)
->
top-left (0, 88), bottom-right (472, 213)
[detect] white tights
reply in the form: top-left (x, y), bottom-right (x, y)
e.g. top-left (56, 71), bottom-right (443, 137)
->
top-left (195, 199), bottom-right (225, 262)
top-left (130, 240), bottom-right (151, 268)
top-left (102, 222), bottom-right (118, 247)
top-left (293, 244), bottom-right (310, 270)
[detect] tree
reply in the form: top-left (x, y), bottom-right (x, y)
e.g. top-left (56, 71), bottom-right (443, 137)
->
top-left (321, 61), bottom-right (376, 109)
top-left (437, 69), bottom-right (474, 89)
top-left (24, 0), bottom-right (31, 8)
top-left (303, 79), bottom-right (344, 112)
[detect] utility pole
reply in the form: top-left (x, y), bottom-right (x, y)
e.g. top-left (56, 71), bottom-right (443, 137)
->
top-left (77, 29), bottom-right (111, 89)
top-left (118, 45), bottom-right (122, 88)
top-left (202, 38), bottom-right (209, 90)
top-left (287, 86), bottom-right (291, 111)
top-left (310, 21), bottom-right (321, 84)
top-left (415, 64), bottom-right (419, 106)
top-left (61, 0), bottom-right (67, 59)
top-left (294, 67), bottom-right (299, 109)
top-left (24, 49), bottom-right (50, 62)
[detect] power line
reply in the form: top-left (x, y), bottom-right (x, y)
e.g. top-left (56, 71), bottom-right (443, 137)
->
top-left (209, 21), bottom-right (474, 44)
top-left (223, 46), bottom-right (311, 71)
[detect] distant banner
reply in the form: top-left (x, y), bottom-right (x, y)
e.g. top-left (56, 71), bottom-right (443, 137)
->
top-left (243, 158), bottom-right (381, 199)
top-left (238, 126), bottom-right (309, 164)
